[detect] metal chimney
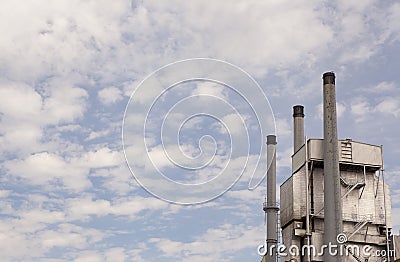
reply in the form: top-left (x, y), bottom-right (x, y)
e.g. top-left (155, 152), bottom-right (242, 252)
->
top-left (264, 135), bottom-right (278, 262)
top-left (322, 72), bottom-right (343, 262)
top-left (293, 105), bottom-right (305, 153)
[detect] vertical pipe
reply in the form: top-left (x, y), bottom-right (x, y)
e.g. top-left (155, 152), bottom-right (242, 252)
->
top-left (381, 145), bottom-right (390, 261)
top-left (393, 234), bottom-right (397, 260)
top-left (293, 105), bottom-right (305, 153)
top-left (305, 137), bottom-right (311, 261)
top-left (322, 72), bottom-right (343, 262)
top-left (266, 135), bottom-right (278, 262)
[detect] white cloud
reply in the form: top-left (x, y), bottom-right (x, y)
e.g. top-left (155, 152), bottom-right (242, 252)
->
top-left (0, 82), bottom-right (43, 155)
top-left (0, 190), bottom-right (11, 198)
top-left (3, 148), bottom-right (123, 191)
top-left (191, 81), bottom-right (227, 99)
top-left (0, 1), bottom-right (399, 261)
top-left (330, 0), bottom-right (393, 64)
top-left (98, 87), bottom-right (123, 105)
top-left (149, 223), bottom-right (262, 261)
top-left (225, 188), bottom-right (264, 203)
top-left (387, 3), bottom-right (400, 42)
top-left (104, 248), bottom-right (127, 262)
top-left (86, 129), bottom-right (111, 140)
top-left (0, 218), bottom-right (105, 261)
top-left (376, 98), bottom-right (400, 118)
top-left (0, 82), bottom-right (42, 120)
top-left (0, 0), bottom-right (335, 83)
top-left (277, 147), bottom-right (293, 171)
top-left (351, 97), bottom-right (372, 121)
top-left (0, 1), bottom-right (130, 82)
top-left (351, 96), bottom-right (400, 121)
top-left (275, 118), bottom-right (291, 138)
top-left (42, 84), bottom-right (88, 124)
top-left (220, 113), bottom-right (247, 136)
top-left (0, 80), bottom-right (88, 157)
top-left (363, 81), bottom-right (397, 93)
top-left (391, 208), bottom-right (400, 234)
top-left (65, 195), bottom-right (175, 221)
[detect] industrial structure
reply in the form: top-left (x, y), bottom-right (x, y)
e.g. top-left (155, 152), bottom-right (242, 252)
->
top-left (262, 72), bottom-right (396, 262)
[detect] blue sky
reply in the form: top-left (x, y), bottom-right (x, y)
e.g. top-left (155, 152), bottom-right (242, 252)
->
top-left (0, 1), bottom-right (399, 261)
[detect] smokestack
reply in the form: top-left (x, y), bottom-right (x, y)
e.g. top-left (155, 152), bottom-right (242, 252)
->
top-left (293, 105), bottom-right (305, 153)
top-left (265, 135), bottom-right (278, 262)
top-left (322, 72), bottom-right (343, 262)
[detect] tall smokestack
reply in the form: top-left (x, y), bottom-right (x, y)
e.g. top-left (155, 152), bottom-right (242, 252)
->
top-left (322, 72), bottom-right (343, 262)
top-left (265, 135), bottom-right (278, 262)
top-left (293, 105), bottom-right (305, 153)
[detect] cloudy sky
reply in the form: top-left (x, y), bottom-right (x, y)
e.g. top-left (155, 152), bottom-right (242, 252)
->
top-left (0, 1), bottom-right (399, 261)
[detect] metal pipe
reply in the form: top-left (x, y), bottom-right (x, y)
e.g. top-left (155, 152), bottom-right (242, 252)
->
top-left (393, 234), bottom-right (397, 260)
top-left (266, 135), bottom-right (278, 262)
top-left (293, 105), bottom-right (305, 153)
top-left (381, 145), bottom-right (390, 261)
top-left (322, 72), bottom-right (343, 262)
top-left (305, 136), bottom-right (311, 261)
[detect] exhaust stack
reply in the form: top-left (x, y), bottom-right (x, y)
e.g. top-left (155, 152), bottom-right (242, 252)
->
top-left (322, 72), bottom-right (343, 262)
top-left (293, 105), bottom-right (305, 153)
top-left (264, 135), bottom-right (278, 262)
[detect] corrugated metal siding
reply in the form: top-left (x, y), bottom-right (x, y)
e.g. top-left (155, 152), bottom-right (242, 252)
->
top-left (293, 167), bottom-right (306, 219)
top-left (313, 168), bottom-right (324, 216)
top-left (280, 176), bottom-right (293, 227)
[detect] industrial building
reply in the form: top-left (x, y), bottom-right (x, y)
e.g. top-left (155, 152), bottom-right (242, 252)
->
top-left (262, 73), bottom-right (397, 262)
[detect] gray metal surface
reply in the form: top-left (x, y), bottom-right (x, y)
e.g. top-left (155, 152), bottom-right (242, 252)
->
top-left (280, 176), bottom-right (293, 228)
top-left (394, 235), bottom-right (400, 260)
top-left (293, 105), bottom-right (305, 153)
top-left (266, 135), bottom-right (278, 262)
top-left (292, 143), bottom-right (306, 173)
top-left (279, 73), bottom-right (393, 262)
top-left (292, 139), bottom-right (383, 172)
top-left (322, 72), bottom-right (343, 262)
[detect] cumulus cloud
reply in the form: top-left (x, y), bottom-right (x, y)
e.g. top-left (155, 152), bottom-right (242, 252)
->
top-left (275, 118), bottom-right (291, 138)
top-left (351, 96), bottom-right (400, 122)
top-left (149, 223), bottom-right (262, 261)
top-left (0, 80), bottom-right (88, 157)
top-left (3, 147), bottom-right (123, 191)
top-left (376, 98), bottom-right (400, 117)
top-left (0, 0), bottom-right (399, 261)
top-left (98, 87), bottom-right (123, 105)
top-left (362, 81), bottom-right (397, 93)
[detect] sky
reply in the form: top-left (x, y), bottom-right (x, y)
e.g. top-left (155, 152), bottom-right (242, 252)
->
top-left (0, 0), bottom-right (399, 261)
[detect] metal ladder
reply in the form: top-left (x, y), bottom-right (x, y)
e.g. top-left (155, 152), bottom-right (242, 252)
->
top-left (277, 211), bottom-right (281, 261)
